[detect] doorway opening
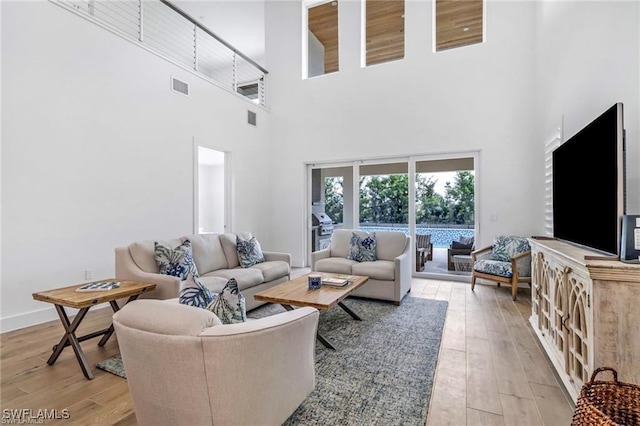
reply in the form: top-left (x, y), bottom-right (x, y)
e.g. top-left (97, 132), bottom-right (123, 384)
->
top-left (195, 146), bottom-right (228, 234)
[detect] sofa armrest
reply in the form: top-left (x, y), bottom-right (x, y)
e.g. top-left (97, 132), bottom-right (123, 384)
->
top-left (263, 251), bottom-right (291, 265)
top-left (115, 246), bottom-right (181, 300)
top-left (393, 237), bottom-right (412, 302)
top-left (310, 248), bottom-right (330, 271)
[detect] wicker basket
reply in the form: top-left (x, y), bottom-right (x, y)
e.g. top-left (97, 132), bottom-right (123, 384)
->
top-left (571, 367), bottom-right (640, 426)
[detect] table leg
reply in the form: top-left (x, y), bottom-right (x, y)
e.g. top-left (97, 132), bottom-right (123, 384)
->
top-left (48, 305), bottom-right (94, 380)
top-left (338, 301), bottom-right (362, 321)
top-left (281, 304), bottom-right (336, 351)
top-left (98, 294), bottom-right (140, 346)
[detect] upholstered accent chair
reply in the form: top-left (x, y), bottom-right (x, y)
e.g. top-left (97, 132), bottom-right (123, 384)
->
top-left (471, 235), bottom-right (532, 300)
top-left (415, 234), bottom-right (433, 272)
top-left (113, 299), bottom-right (319, 426)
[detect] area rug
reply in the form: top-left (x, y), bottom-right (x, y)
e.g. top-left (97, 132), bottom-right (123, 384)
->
top-left (97, 296), bottom-right (448, 425)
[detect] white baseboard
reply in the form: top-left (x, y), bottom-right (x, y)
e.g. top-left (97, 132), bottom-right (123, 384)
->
top-left (1, 305), bottom-right (60, 333)
top-left (0, 305), bottom-right (110, 334)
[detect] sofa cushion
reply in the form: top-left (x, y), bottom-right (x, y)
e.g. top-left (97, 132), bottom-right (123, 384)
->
top-left (374, 231), bottom-right (408, 261)
top-left (249, 261), bottom-right (289, 282)
top-left (237, 235), bottom-right (265, 268)
top-left (186, 234), bottom-right (227, 275)
top-left (474, 259), bottom-right (513, 278)
top-left (347, 232), bottom-right (377, 262)
top-left (314, 257), bottom-right (358, 275)
top-left (206, 278), bottom-right (246, 324)
top-left (329, 229), bottom-right (364, 258)
top-left (129, 238), bottom-right (183, 273)
top-left (205, 268), bottom-right (264, 291)
top-left (154, 239), bottom-right (199, 280)
top-left (220, 232), bottom-right (252, 269)
top-left (179, 274), bottom-right (215, 309)
top-left (352, 260), bottom-right (395, 281)
top-left (451, 241), bottom-right (473, 250)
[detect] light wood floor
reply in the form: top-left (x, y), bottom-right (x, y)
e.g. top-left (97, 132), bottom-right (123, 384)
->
top-left (0, 278), bottom-right (574, 425)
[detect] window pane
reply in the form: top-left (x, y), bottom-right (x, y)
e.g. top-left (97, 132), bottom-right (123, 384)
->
top-left (308, 1), bottom-right (339, 77)
top-left (435, 0), bottom-right (483, 52)
top-left (366, 0), bottom-right (405, 66)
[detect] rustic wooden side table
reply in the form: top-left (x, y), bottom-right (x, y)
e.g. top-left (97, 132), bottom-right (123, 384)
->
top-left (32, 279), bottom-right (156, 379)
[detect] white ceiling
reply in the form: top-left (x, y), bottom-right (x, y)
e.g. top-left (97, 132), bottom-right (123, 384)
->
top-left (173, 1), bottom-right (266, 66)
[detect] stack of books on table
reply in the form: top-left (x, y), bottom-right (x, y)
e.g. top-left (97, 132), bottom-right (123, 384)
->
top-left (321, 275), bottom-right (359, 287)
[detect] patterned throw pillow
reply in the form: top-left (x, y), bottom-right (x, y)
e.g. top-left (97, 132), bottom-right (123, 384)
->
top-left (206, 278), bottom-right (246, 324)
top-left (155, 239), bottom-right (199, 279)
top-left (359, 233), bottom-right (377, 261)
top-left (490, 236), bottom-right (530, 262)
top-left (236, 236), bottom-right (265, 268)
top-left (179, 274), bottom-right (214, 309)
top-left (347, 232), bottom-right (377, 262)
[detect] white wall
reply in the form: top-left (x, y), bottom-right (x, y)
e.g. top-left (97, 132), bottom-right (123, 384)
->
top-left (265, 0), bottom-right (539, 266)
top-left (534, 1), bottom-right (640, 230)
top-left (1, 1), bottom-right (271, 331)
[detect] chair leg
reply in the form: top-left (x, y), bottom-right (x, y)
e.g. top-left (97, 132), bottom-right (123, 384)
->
top-left (471, 275), bottom-right (476, 291)
top-left (511, 278), bottom-right (518, 301)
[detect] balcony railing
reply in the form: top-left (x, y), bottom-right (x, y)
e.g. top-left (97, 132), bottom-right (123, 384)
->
top-left (53, 0), bottom-right (268, 106)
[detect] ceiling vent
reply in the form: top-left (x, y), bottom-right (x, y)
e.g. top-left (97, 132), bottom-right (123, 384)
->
top-left (248, 110), bottom-right (257, 126)
top-left (171, 77), bottom-right (189, 96)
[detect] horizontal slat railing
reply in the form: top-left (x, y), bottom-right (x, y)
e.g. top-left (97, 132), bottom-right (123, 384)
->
top-left (52, 0), bottom-right (267, 106)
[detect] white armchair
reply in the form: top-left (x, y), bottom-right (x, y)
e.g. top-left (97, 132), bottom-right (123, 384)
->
top-left (113, 299), bottom-right (319, 426)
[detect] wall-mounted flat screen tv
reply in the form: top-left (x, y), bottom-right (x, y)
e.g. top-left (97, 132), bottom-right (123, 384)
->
top-left (552, 102), bottom-right (626, 256)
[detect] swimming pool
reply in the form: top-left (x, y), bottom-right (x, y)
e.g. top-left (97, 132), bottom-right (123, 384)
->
top-left (359, 226), bottom-right (475, 248)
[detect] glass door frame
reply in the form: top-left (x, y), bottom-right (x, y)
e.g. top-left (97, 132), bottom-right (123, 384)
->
top-left (305, 150), bottom-right (480, 281)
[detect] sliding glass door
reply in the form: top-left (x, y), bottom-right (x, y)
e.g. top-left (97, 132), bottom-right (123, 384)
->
top-left (308, 153), bottom-right (478, 278)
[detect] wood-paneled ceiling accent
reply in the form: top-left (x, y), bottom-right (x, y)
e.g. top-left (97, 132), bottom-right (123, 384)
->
top-left (308, 1), bottom-right (339, 74)
top-left (366, 0), bottom-right (405, 66)
top-left (435, 0), bottom-right (483, 51)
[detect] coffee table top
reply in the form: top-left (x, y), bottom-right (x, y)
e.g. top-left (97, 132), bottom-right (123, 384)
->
top-left (32, 279), bottom-right (156, 309)
top-left (254, 273), bottom-right (368, 311)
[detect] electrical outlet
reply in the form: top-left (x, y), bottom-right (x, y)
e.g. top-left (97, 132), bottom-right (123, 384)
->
top-left (85, 269), bottom-right (93, 280)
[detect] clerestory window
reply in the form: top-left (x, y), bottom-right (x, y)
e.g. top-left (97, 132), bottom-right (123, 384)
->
top-left (435, 0), bottom-right (484, 52)
top-left (307, 1), bottom-right (340, 78)
top-left (364, 0), bottom-right (405, 67)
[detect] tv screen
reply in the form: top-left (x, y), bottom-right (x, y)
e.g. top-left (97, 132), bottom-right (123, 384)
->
top-left (552, 103), bottom-right (625, 256)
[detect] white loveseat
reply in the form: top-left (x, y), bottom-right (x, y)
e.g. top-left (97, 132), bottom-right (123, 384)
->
top-left (115, 232), bottom-right (290, 311)
top-left (311, 229), bottom-right (411, 305)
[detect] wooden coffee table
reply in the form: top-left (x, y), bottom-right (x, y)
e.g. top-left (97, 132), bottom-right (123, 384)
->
top-left (254, 273), bottom-right (368, 350)
top-left (32, 279), bottom-right (156, 379)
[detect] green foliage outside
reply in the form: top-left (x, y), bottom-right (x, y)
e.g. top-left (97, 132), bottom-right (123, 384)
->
top-left (324, 171), bottom-right (474, 226)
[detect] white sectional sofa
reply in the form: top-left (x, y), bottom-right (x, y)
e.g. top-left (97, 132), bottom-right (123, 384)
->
top-left (311, 229), bottom-right (411, 305)
top-left (115, 232), bottom-right (291, 311)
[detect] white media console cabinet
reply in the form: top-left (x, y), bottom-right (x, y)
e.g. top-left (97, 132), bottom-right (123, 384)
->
top-left (528, 238), bottom-right (640, 402)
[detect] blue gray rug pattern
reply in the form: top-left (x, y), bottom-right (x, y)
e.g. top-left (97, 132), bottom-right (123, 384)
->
top-left (97, 296), bottom-right (448, 425)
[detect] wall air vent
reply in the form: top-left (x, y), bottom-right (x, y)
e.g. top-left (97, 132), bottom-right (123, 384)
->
top-left (248, 110), bottom-right (257, 126)
top-left (171, 77), bottom-right (189, 96)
